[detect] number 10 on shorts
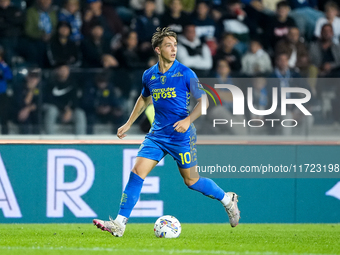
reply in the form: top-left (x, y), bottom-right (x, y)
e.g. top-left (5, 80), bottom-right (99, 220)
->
top-left (179, 152), bottom-right (191, 165)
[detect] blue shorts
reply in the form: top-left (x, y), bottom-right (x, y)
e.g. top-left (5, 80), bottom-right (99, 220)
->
top-left (137, 130), bottom-right (197, 169)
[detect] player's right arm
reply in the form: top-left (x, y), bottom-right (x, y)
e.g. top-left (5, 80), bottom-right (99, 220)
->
top-left (117, 95), bottom-right (151, 139)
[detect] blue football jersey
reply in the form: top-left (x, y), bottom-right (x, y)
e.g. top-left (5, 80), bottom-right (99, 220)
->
top-left (141, 60), bottom-right (204, 143)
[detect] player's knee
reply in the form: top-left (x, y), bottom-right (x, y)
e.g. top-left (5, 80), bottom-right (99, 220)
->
top-left (184, 177), bottom-right (199, 187)
top-left (131, 167), bottom-right (144, 179)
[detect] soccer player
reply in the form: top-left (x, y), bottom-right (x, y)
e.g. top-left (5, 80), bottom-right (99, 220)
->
top-left (93, 27), bottom-right (240, 237)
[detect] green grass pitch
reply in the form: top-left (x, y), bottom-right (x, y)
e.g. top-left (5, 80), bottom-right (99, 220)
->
top-left (0, 224), bottom-right (339, 255)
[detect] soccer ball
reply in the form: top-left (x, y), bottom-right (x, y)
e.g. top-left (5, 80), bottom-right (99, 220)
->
top-left (154, 215), bottom-right (181, 238)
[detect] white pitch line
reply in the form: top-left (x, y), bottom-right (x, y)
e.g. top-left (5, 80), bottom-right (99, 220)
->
top-left (0, 246), bottom-right (337, 255)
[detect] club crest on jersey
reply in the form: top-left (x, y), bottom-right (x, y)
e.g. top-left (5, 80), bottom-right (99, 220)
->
top-left (160, 76), bottom-right (167, 84)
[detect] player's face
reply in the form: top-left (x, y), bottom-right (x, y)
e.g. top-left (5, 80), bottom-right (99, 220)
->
top-left (326, 7), bottom-right (338, 20)
top-left (217, 60), bottom-right (230, 76)
top-left (56, 65), bottom-right (70, 81)
top-left (26, 75), bottom-right (40, 89)
top-left (145, 1), bottom-right (155, 14)
top-left (66, 2), bottom-right (79, 14)
top-left (277, 6), bottom-right (289, 19)
top-left (91, 25), bottom-right (104, 39)
top-left (58, 25), bottom-right (71, 37)
top-left (250, 41), bottom-right (260, 54)
top-left (0, 0), bottom-right (11, 9)
top-left (288, 28), bottom-right (299, 44)
top-left (197, 2), bottom-right (209, 17)
top-left (90, 0), bottom-right (102, 12)
top-left (127, 31), bottom-right (138, 49)
top-left (39, 0), bottom-right (52, 11)
top-left (171, 0), bottom-right (182, 13)
top-left (321, 26), bottom-right (334, 40)
top-left (184, 25), bottom-right (196, 42)
top-left (276, 54), bottom-right (289, 71)
top-left (158, 36), bottom-right (177, 63)
top-left (223, 35), bottom-right (236, 49)
top-left (253, 77), bottom-right (266, 91)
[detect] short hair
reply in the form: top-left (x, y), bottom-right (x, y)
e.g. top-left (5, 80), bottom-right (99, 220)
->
top-left (275, 52), bottom-right (289, 60)
top-left (196, 0), bottom-right (210, 10)
top-left (90, 22), bottom-right (103, 30)
top-left (249, 35), bottom-right (262, 45)
top-left (289, 26), bottom-right (300, 31)
top-left (321, 23), bottom-right (333, 32)
top-left (151, 27), bottom-right (177, 50)
top-left (325, 1), bottom-right (339, 10)
top-left (227, 0), bottom-right (241, 6)
top-left (250, 39), bottom-right (262, 46)
top-left (57, 21), bottom-right (72, 31)
top-left (170, 0), bottom-right (182, 5)
top-left (216, 58), bottom-right (230, 67)
top-left (64, 0), bottom-right (79, 6)
top-left (221, 33), bottom-right (235, 40)
top-left (276, 0), bottom-right (290, 9)
top-left (183, 23), bottom-right (195, 31)
top-left (196, 0), bottom-right (209, 6)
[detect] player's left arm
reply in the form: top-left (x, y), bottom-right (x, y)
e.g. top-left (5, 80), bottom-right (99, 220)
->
top-left (173, 97), bottom-right (209, 133)
top-left (174, 69), bottom-right (208, 133)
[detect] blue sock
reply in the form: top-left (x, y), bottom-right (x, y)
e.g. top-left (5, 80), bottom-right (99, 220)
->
top-left (188, 177), bottom-right (225, 201)
top-left (118, 172), bottom-right (144, 218)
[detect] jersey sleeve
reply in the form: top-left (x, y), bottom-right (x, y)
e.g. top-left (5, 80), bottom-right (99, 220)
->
top-left (141, 71), bottom-right (150, 97)
top-left (186, 68), bottom-right (205, 99)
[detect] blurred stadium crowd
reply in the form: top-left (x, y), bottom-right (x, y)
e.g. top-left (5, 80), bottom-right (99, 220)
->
top-left (0, 0), bottom-right (339, 135)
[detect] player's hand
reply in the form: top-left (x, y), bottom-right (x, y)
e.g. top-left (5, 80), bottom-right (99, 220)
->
top-left (42, 33), bottom-right (52, 42)
top-left (322, 63), bottom-right (332, 73)
top-left (117, 123), bottom-right (131, 139)
top-left (18, 107), bottom-right (31, 121)
top-left (83, 10), bottom-right (93, 21)
top-left (173, 117), bottom-right (190, 133)
top-left (102, 54), bottom-right (119, 68)
top-left (62, 107), bottom-right (73, 123)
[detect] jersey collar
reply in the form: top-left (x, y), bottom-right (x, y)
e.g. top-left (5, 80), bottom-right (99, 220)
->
top-left (155, 60), bottom-right (179, 74)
